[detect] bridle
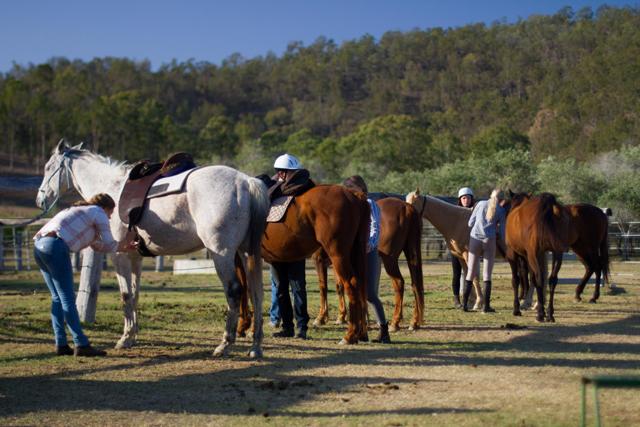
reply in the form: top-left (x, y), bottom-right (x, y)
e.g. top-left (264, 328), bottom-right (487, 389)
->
top-left (416, 194), bottom-right (427, 217)
top-left (11, 151), bottom-right (74, 227)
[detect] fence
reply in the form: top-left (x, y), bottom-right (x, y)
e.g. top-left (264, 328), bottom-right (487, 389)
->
top-left (3, 219), bottom-right (640, 273)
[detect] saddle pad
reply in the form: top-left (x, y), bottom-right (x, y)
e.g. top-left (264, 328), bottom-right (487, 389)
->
top-left (267, 196), bottom-right (294, 222)
top-left (146, 167), bottom-right (199, 199)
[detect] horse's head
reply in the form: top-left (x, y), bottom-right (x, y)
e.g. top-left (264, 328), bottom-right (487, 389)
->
top-left (504, 189), bottom-right (531, 213)
top-left (405, 187), bottom-right (420, 206)
top-left (36, 139), bottom-right (83, 210)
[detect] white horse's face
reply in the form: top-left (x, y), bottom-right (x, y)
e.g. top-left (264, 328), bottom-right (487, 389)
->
top-left (36, 141), bottom-right (73, 209)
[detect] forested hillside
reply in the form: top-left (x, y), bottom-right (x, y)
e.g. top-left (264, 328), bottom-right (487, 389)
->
top-left (1, 5), bottom-right (639, 216)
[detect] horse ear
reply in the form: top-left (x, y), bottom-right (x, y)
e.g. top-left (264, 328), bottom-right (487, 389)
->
top-left (71, 142), bottom-right (84, 150)
top-left (527, 192), bottom-right (533, 198)
top-left (509, 189), bottom-right (515, 198)
top-left (56, 139), bottom-right (67, 154)
top-left (415, 187), bottom-right (420, 195)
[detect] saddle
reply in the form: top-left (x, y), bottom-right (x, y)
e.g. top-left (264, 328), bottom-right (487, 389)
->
top-left (118, 152), bottom-right (196, 229)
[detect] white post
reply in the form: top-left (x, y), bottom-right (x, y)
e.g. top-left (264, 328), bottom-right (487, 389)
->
top-left (13, 227), bottom-right (23, 271)
top-left (76, 247), bottom-right (104, 323)
top-left (155, 255), bottom-right (164, 272)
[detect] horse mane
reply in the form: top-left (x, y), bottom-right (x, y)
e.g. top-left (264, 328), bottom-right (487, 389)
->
top-left (67, 148), bottom-right (129, 172)
top-left (534, 193), bottom-right (567, 253)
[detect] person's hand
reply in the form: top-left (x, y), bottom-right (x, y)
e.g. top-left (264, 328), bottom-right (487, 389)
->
top-left (118, 240), bottom-right (139, 252)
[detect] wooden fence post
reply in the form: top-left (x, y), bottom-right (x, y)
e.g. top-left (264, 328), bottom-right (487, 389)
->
top-left (76, 247), bottom-right (104, 323)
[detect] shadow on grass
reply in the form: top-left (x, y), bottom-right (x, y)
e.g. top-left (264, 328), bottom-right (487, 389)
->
top-left (1, 314), bottom-right (639, 418)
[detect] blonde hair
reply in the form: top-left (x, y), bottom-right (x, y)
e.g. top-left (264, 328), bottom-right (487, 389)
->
top-left (485, 188), bottom-right (504, 222)
top-left (73, 193), bottom-right (115, 210)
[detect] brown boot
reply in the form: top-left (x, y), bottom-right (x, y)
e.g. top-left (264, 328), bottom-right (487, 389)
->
top-left (55, 344), bottom-right (74, 356)
top-left (372, 323), bottom-right (391, 344)
top-left (74, 345), bottom-right (107, 357)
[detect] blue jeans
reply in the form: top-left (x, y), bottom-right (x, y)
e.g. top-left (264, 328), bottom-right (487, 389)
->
top-left (271, 261), bottom-right (309, 333)
top-left (34, 237), bottom-right (89, 347)
top-left (269, 275), bottom-right (280, 324)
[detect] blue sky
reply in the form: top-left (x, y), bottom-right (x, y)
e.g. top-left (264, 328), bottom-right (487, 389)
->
top-left (0, 0), bottom-right (636, 73)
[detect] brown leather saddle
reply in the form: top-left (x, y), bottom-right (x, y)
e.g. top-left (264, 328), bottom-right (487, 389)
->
top-left (118, 152), bottom-right (196, 230)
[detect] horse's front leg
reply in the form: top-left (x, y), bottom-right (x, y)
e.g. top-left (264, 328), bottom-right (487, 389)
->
top-left (113, 252), bottom-right (142, 349)
top-left (547, 253), bottom-right (562, 322)
top-left (590, 269), bottom-right (602, 303)
top-left (531, 253), bottom-right (547, 322)
top-left (312, 251), bottom-right (330, 327)
top-left (507, 256), bottom-right (521, 316)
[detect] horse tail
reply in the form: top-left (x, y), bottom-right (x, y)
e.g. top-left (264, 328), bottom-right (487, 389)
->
top-left (351, 192), bottom-right (370, 336)
top-left (247, 177), bottom-right (269, 256)
top-left (405, 204), bottom-right (424, 324)
top-left (535, 193), bottom-right (567, 254)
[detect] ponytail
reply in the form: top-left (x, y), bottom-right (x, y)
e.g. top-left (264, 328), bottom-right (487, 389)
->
top-left (485, 188), bottom-right (503, 222)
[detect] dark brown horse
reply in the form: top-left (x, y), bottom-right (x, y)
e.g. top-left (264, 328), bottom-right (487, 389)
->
top-left (506, 193), bottom-right (575, 322)
top-left (506, 192), bottom-right (611, 308)
top-left (313, 197), bottom-right (424, 331)
top-left (238, 184), bottom-right (370, 344)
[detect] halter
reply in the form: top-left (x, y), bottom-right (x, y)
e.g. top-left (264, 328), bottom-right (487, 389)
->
top-left (417, 194), bottom-right (427, 217)
top-left (12, 151), bottom-right (73, 227)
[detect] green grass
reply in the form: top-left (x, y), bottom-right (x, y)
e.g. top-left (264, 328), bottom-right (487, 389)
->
top-left (1, 261), bottom-right (639, 426)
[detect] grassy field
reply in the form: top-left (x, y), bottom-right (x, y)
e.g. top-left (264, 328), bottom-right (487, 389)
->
top-left (0, 260), bottom-right (639, 426)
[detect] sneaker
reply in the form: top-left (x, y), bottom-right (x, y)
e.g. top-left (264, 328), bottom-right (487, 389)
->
top-left (55, 344), bottom-right (74, 356)
top-left (272, 328), bottom-right (294, 338)
top-left (74, 345), bottom-right (107, 357)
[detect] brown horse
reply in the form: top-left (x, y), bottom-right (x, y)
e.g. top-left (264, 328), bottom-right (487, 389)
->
top-left (313, 197), bottom-right (424, 331)
top-left (506, 193), bottom-right (575, 322)
top-left (405, 189), bottom-right (485, 309)
top-left (238, 184), bottom-right (370, 344)
top-left (507, 192), bottom-right (611, 307)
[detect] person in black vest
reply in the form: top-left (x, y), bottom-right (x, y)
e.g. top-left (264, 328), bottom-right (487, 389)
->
top-left (267, 154), bottom-right (314, 339)
top-left (451, 187), bottom-right (475, 308)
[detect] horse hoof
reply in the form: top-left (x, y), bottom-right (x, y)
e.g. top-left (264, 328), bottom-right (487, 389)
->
top-left (547, 316), bottom-right (555, 323)
top-left (513, 310), bottom-right (522, 317)
top-left (213, 345), bottom-right (228, 358)
top-left (115, 338), bottom-right (134, 350)
top-left (312, 319), bottom-right (325, 327)
top-left (237, 331), bottom-right (246, 338)
top-left (408, 324), bottom-right (419, 331)
top-left (588, 299), bottom-right (597, 304)
top-left (388, 324), bottom-right (399, 332)
top-left (574, 296), bottom-right (582, 303)
top-left (536, 316), bottom-right (545, 323)
top-left (339, 336), bottom-right (357, 345)
top-left (334, 319), bottom-right (347, 325)
top-left (248, 348), bottom-right (263, 359)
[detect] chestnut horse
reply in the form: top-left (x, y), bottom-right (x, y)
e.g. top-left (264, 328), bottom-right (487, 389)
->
top-left (507, 192), bottom-right (611, 308)
top-left (239, 184), bottom-right (370, 344)
top-left (506, 193), bottom-right (575, 322)
top-left (313, 197), bottom-right (424, 331)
